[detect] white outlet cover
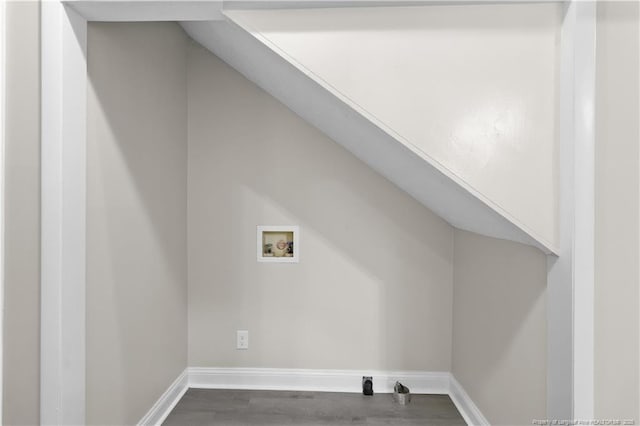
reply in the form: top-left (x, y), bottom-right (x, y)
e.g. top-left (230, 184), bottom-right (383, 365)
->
top-left (236, 330), bottom-right (249, 350)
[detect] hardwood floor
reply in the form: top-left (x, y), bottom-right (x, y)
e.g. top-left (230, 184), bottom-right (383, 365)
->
top-left (163, 389), bottom-right (466, 425)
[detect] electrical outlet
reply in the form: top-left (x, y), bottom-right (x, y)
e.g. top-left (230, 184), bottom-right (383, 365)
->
top-left (236, 330), bottom-right (249, 350)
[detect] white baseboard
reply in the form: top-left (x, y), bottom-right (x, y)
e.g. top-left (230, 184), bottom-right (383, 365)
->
top-left (139, 367), bottom-right (488, 426)
top-left (188, 367), bottom-right (450, 394)
top-left (138, 369), bottom-right (188, 426)
top-left (449, 375), bottom-right (490, 426)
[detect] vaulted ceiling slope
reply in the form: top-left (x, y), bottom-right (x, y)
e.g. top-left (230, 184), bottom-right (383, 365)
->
top-left (181, 3), bottom-right (560, 254)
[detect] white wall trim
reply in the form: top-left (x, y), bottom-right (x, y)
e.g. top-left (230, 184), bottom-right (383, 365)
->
top-left (138, 369), bottom-right (189, 426)
top-left (547, 1), bottom-right (576, 420)
top-left (546, 1), bottom-right (597, 420)
top-left (40, 2), bottom-right (87, 425)
top-left (64, 0), bottom-right (224, 22)
top-left (188, 367), bottom-right (450, 394)
top-left (449, 375), bottom-right (490, 426)
top-left (0, 0), bottom-right (7, 421)
top-left (139, 368), bottom-right (488, 426)
top-left (137, 368), bottom-right (487, 425)
top-left (571, 0), bottom-right (596, 419)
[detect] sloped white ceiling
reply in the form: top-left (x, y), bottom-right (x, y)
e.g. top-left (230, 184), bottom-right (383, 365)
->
top-left (182, 3), bottom-right (560, 253)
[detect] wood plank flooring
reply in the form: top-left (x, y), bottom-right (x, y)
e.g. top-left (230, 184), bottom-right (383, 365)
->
top-left (163, 389), bottom-right (466, 425)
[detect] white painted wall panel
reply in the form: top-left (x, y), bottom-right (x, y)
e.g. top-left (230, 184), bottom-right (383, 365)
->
top-left (594, 1), bottom-right (640, 420)
top-left (187, 42), bottom-right (454, 371)
top-left (225, 4), bottom-right (560, 251)
top-left (453, 230), bottom-right (547, 426)
top-left (3, 2), bottom-right (41, 424)
top-left (87, 22), bottom-right (188, 426)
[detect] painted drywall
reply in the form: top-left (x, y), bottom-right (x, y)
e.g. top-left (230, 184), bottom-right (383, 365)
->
top-left (594, 1), bottom-right (640, 420)
top-left (224, 3), bottom-right (561, 252)
top-left (86, 23), bottom-right (188, 425)
top-left (452, 230), bottom-right (547, 425)
top-left (187, 41), bottom-right (454, 371)
top-left (2, 1), bottom-right (41, 425)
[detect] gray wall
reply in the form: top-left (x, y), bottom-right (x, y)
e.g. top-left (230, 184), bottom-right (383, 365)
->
top-left (594, 1), bottom-right (640, 420)
top-left (87, 23), bottom-right (188, 425)
top-left (452, 230), bottom-right (547, 425)
top-left (187, 41), bottom-right (454, 371)
top-left (2, 1), bottom-right (41, 425)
